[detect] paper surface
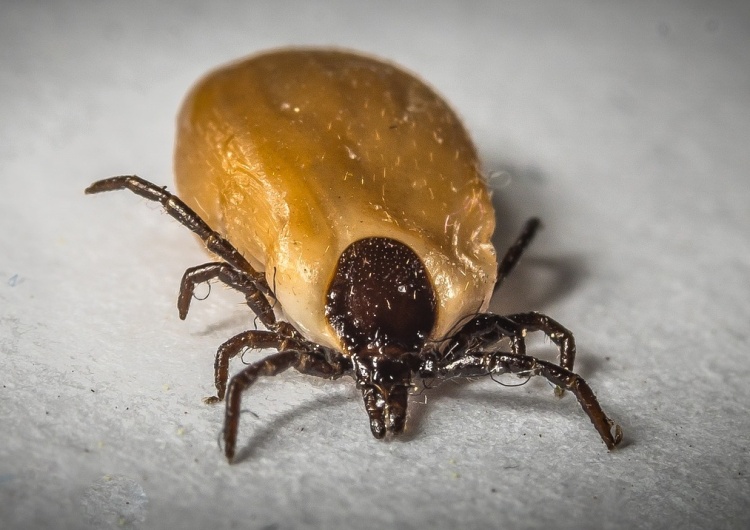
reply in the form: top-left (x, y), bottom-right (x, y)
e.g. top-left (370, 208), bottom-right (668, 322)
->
top-left (1, 1), bottom-right (748, 529)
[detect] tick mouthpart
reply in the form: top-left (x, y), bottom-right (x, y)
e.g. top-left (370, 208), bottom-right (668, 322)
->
top-left (353, 350), bottom-right (414, 438)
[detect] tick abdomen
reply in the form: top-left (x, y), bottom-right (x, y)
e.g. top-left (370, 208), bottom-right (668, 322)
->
top-left (174, 49), bottom-right (497, 351)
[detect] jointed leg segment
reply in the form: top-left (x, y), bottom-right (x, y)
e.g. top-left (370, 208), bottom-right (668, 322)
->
top-left (495, 217), bottom-right (541, 291)
top-left (223, 349), bottom-right (348, 461)
top-left (85, 176), bottom-right (269, 291)
top-left (443, 311), bottom-right (576, 395)
top-left (505, 312), bottom-right (576, 372)
top-left (204, 329), bottom-right (310, 404)
top-left (432, 350), bottom-right (622, 450)
top-left (178, 262), bottom-right (276, 329)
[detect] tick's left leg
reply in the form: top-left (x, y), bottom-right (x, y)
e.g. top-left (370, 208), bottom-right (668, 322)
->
top-left (495, 217), bottom-right (541, 291)
top-left (505, 311), bottom-right (576, 378)
top-left (432, 352), bottom-right (622, 450)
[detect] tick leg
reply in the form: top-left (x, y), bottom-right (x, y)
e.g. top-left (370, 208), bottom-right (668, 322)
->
top-left (223, 349), bottom-right (348, 463)
top-left (204, 329), bottom-right (307, 404)
top-left (446, 311), bottom-right (575, 396)
top-left (503, 311), bottom-right (576, 398)
top-left (443, 314), bottom-right (525, 361)
top-left (178, 262), bottom-right (276, 329)
top-left (85, 176), bottom-right (269, 292)
top-left (505, 312), bottom-right (576, 373)
top-left (436, 352), bottom-right (622, 450)
top-left (495, 217), bottom-right (541, 291)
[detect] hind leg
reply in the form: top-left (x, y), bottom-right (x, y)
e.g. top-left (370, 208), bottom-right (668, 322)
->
top-left (86, 175), bottom-right (268, 291)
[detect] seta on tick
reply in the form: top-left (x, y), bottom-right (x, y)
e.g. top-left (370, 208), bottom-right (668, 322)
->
top-left (86, 48), bottom-right (622, 462)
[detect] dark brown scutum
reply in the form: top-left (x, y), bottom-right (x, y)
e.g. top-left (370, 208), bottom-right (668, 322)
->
top-left (325, 237), bottom-right (436, 355)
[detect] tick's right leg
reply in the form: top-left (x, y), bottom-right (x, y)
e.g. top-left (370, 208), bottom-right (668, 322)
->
top-left (204, 329), bottom-right (309, 404)
top-left (85, 175), bottom-right (269, 292)
top-left (178, 262), bottom-right (276, 329)
top-left (223, 349), bottom-right (348, 463)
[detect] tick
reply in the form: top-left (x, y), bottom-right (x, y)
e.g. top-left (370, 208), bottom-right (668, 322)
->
top-left (87, 48), bottom-right (622, 462)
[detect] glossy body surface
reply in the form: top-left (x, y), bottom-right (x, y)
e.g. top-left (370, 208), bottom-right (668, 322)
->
top-left (87, 48), bottom-right (622, 462)
top-left (173, 49), bottom-right (496, 350)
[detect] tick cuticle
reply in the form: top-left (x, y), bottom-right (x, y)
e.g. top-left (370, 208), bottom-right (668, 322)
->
top-left (87, 48), bottom-right (622, 462)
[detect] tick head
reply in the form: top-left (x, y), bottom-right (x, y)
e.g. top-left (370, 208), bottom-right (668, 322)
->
top-left (325, 237), bottom-right (437, 437)
top-left (351, 348), bottom-right (414, 438)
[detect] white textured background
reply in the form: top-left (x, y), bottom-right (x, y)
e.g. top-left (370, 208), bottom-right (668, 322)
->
top-left (1, 1), bottom-right (749, 529)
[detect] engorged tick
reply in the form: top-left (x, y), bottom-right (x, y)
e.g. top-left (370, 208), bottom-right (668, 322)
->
top-left (86, 48), bottom-right (622, 462)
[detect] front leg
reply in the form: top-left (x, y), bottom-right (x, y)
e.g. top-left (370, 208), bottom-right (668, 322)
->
top-left (443, 314), bottom-right (524, 361)
top-left (223, 349), bottom-right (349, 462)
top-left (434, 351), bottom-right (622, 450)
top-left (505, 312), bottom-right (576, 373)
top-left (445, 312), bottom-right (576, 396)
